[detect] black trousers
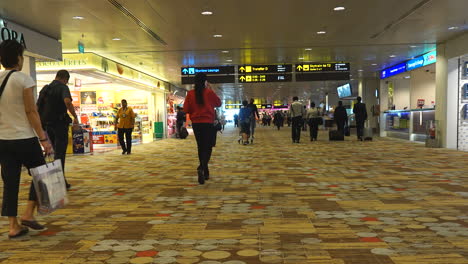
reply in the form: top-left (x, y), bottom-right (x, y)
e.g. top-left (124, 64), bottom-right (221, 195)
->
top-left (336, 120), bottom-right (346, 134)
top-left (291, 116), bottom-right (303, 142)
top-left (118, 128), bottom-right (133, 153)
top-left (192, 123), bottom-right (216, 170)
top-left (356, 120), bottom-right (365, 139)
top-left (46, 123), bottom-right (69, 183)
top-left (309, 120), bottom-right (319, 140)
top-left (176, 122), bottom-right (183, 138)
top-left (0, 138), bottom-right (44, 216)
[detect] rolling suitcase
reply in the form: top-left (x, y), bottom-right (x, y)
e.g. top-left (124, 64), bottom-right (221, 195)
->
top-left (363, 121), bottom-right (373, 141)
top-left (329, 130), bottom-right (344, 141)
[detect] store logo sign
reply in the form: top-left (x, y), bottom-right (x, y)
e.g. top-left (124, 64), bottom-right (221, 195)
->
top-left (0, 18), bottom-right (27, 49)
top-left (406, 51), bottom-right (437, 71)
top-left (380, 63), bottom-right (406, 79)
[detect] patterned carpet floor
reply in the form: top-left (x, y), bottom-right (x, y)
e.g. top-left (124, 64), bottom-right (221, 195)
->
top-left (0, 125), bottom-right (467, 264)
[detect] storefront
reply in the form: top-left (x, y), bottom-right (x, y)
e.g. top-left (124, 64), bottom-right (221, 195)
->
top-left (0, 17), bottom-right (62, 85)
top-left (379, 51), bottom-right (437, 142)
top-left (36, 53), bottom-right (168, 150)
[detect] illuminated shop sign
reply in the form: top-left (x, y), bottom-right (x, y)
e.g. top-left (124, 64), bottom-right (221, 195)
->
top-left (181, 66), bottom-right (235, 75)
top-left (406, 51), bottom-right (437, 71)
top-left (0, 18), bottom-right (26, 48)
top-left (380, 63), bottom-right (407, 79)
top-left (238, 64), bottom-right (292, 74)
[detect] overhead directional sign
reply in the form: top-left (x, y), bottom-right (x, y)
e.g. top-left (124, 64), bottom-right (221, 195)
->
top-left (238, 64), bottom-right (292, 74)
top-left (182, 75), bottom-right (235, 84)
top-left (296, 63), bottom-right (350, 72)
top-left (181, 66), bottom-right (235, 75)
top-left (296, 72), bottom-right (350, 81)
top-left (238, 74), bottom-right (292, 83)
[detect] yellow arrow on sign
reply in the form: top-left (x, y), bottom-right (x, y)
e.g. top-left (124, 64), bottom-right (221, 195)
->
top-left (239, 67), bottom-right (245, 72)
top-left (239, 76), bottom-right (246, 81)
top-left (296, 65), bottom-right (303, 71)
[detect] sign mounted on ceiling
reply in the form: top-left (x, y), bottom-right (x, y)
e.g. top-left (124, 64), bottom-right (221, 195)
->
top-left (238, 73), bottom-right (292, 83)
top-left (296, 63), bottom-right (350, 72)
top-left (238, 64), bottom-right (292, 74)
top-left (0, 18), bottom-right (26, 48)
top-left (181, 66), bottom-right (235, 75)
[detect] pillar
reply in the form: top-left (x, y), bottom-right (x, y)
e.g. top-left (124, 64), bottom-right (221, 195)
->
top-left (435, 44), bottom-right (448, 148)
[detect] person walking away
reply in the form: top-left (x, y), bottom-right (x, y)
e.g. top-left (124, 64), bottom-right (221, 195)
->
top-left (183, 73), bottom-right (221, 185)
top-left (290, 96), bottom-right (305, 143)
top-left (176, 106), bottom-right (186, 138)
top-left (37, 69), bottom-right (78, 190)
top-left (306, 102), bottom-right (321, 141)
top-left (233, 113), bottom-right (239, 127)
top-left (238, 100), bottom-right (253, 145)
top-left (274, 111), bottom-right (284, 130)
top-left (0, 40), bottom-right (54, 238)
top-left (353, 96), bottom-right (368, 141)
top-left (219, 111), bottom-right (226, 131)
top-left (247, 99), bottom-right (259, 138)
top-left (115, 99), bottom-right (136, 154)
top-left (334, 101), bottom-right (348, 134)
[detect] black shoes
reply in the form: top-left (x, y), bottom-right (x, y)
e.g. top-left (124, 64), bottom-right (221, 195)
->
top-left (21, 220), bottom-right (45, 230)
top-left (66, 182), bottom-right (71, 190)
top-left (122, 151), bottom-right (127, 155)
top-left (197, 168), bottom-right (205, 185)
top-left (8, 227), bottom-right (29, 239)
top-left (204, 167), bottom-right (210, 180)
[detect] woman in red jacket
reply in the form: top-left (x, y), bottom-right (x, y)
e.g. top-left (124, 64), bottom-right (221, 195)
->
top-left (183, 73), bottom-right (221, 184)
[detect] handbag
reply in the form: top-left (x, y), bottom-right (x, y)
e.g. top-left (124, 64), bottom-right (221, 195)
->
top-left (0, 70), bottom-right (17, 98)
top-left (30, 159), bottom-right (68, 215)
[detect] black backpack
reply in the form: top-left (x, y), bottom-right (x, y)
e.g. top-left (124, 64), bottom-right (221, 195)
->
top-left (37, 84), bottom-right (71, 125)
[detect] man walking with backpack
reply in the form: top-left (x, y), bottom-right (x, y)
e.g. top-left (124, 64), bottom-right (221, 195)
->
top-left (37, 70), bottom-right (78, 189)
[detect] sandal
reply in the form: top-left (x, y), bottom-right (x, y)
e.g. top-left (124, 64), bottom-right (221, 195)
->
top-left (21, 220), bottom-right (45, 230)
top-left (8, 227), bottom-right (29, 239)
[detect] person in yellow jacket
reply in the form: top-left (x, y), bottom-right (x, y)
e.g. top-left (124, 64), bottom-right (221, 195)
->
top-left (115, 99), bottom-right (135, 154)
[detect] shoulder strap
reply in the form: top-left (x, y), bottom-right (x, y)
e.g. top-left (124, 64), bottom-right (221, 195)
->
top-left (0, 70), bottom-right (17, 98)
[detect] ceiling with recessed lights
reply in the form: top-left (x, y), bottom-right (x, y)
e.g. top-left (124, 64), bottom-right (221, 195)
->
top-left (0, 0), bottom-right (467, 101)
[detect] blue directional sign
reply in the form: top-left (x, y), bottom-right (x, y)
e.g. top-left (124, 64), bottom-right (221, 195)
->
top-left (181, 66), bottom-right (235, 75)
top-left (380, 63), bottom-right (407, 79)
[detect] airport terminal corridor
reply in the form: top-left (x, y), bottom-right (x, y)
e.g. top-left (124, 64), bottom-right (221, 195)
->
top-left (1, 126), bottom-right (467, 264)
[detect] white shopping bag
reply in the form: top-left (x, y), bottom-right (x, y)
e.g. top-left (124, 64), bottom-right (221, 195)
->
top-left (30, 160), bottom-right (68, 215)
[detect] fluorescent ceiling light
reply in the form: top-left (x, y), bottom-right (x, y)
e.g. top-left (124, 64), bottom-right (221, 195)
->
top-left (112, 38), bottom-right (121, 41)
top-left (226, 59), bottom-right (232, 62)
top-left (389, 55), bottom-right (396, 58)
top-left (221, 50), bottom-right (229, 53)
top-left (410, 45), bottom-right (418, 48)
top-left (358, 69), bottom-right (363, 72)
top-left (448, 26), bottom-right (458, 30)
top-left (201, 11), bottom-right (213, 15)
top-left (404, 76), bottom-right (411, 79)
top-left (317, 31), bottom-right (327, 34)
top-left (72, 16), bottom-right (84, 20)
top-left (213, 34), bottom-right (223, 38)
top-left (334, 6), bottom-right (345, 11)
top-left (299, 57), bottom-right (304, 60)
top-left (371, 63), bottom-right (377, 66)
top-left (305, 48), bottom-right (312, 51)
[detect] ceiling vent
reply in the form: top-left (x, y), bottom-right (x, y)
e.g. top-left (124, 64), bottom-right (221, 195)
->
top-left (107, 0), bottom-right (167, 45)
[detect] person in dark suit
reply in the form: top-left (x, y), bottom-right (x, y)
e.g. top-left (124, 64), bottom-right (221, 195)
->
top-left (334, 101), bottom-right (348, 134)
top-left (353, 96), bottom-right (368, 141)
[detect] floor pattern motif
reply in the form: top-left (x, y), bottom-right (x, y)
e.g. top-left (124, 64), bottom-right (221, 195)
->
top-left (1, 126), bottom-right (467, 264)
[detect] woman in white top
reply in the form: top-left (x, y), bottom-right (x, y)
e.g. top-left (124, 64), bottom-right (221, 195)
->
top-left (306, 102), bottom-right (321, 141)
top-left (0, 40), bottom-right (53, 238)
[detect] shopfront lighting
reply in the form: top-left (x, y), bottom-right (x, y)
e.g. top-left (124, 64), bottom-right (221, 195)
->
top-left (201, 11), bottom-right (213, 15)
top-left (334, 6), bottom-right (345, 11)
top-left (72, 16), bottom-right (85, 20)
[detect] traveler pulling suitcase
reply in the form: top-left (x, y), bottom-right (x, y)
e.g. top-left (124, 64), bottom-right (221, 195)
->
top-left (179, 127), bottom-right (188, 139)
top-left (329, 130), bottom-right (344, 141)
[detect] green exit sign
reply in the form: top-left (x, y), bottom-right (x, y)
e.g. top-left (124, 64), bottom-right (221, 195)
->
top-left (78, 41), bottom-right (85, 53)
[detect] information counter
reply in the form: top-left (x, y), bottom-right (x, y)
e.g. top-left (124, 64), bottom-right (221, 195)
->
top-left (381, 108), bottom-right (435, 142)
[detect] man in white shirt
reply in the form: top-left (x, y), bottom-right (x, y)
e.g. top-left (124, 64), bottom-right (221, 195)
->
top-left (289, 96), bottom-right (305, 143)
